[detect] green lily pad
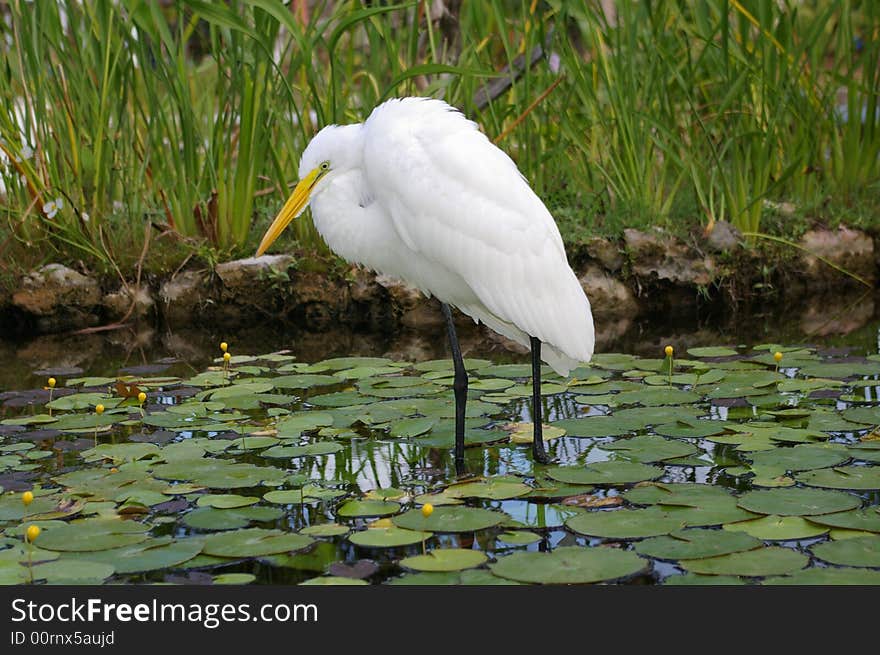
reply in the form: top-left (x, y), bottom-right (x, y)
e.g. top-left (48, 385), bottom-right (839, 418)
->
top-left (444, 478), bottom-right (531, 500)
top-left (336, 500), bottom-right (400, 518)
top-left (389, 417), bottom-right (437, 438)
top-left (196, 494), bottom-right (259, 509)
top-left (261, 442), bottom-right (344, 458)
top-left (300, 523), bottom-right (350, 537)
top-left (547, 461), bottom-right (664, 486)
top-left (35, 520), bottom-right (150, 552)
top-left (763, 567), bottom-right (880, 585)
top-left (661, 498), bottom-right (759, 527)
top-left (275, 412), bottom-right (334, 436)
top-left (213, 573), bottom-right (257, 584)
top-left (680, 546), bottom-right (808, 577)
top-left (550, 416), bottom-right (642, 438)
top-left (811, 536), bottom-right (880, 567)
top-left (201, 528), bottom-right (313, 557)
top-left (497, 531), bottom-right (542, 546)
top-left (841, 406), bottom-right (880, 426)
top-left (805, 508), bottom-right (880, 533)
top-left (152, 460), bottom-right (286, 489)
top-left (664, 573), bottom-right (746, 585)
top-left (393, 506), bottom-right (504, 533)
top-left (63, 537), bottom-right (203, 573)
top-left (349, 527), bottom-right (432, 548)
top-left (271, 374), bottom-right (343, 389)
top-left (624, 482), bottom-right (733, 507)
top-left (566, 508), bottom-right (683, 539)
top-left (737, 488), bottom-right (861, 516)
top-left (796, 466), bottom-right (880, 490)
top-left (399, 549), bottom-right (487, 572)
top-left (749, 444), bottom-right (850, 472)
top-left (688, 347), bottom-right (739, 357)
top-left (723, 515), bottom-right (830, 540)
top-left (30, 559), bottom-right (115, 584)
top-left (635, 529), bottom-right (761, 560)
top-left (490, 546), bottom-right (647, 584)
top-left (655, 420), bottom-right (726, 438)
top-left (300, 576), bottom-right (369, 586)
top-left (603, 435), bottom-right (698, 463)
top-left (390, 569), bottom-right (520, 585)
top-left (183, 506), bottom-right (283, 530)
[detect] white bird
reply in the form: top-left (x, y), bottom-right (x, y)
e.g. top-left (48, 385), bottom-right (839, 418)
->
top-left (257, 97), bottom-right (594, 467)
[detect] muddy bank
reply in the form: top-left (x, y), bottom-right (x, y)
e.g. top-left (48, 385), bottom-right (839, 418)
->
top-left (1, 224), bottom-right (878, 344)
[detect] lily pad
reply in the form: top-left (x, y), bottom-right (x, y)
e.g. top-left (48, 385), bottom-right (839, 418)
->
top-left (547, 461), bottom-right (664, 486)
top-left (805, 508), bottom-right (880, 533)
top-left (490, 546), bottom-right (647, 584)
top-left (399, 549), bottom-right (487, 572)
top-left (497, 531), bottom-right (542, 546)
top-left (763, 567), bottom-right (880, 585)
top-left (213, 573), bottom-right (257, 584)
top-left (393, 506), bottom-right (504, 533)
top-left (796, 466), bottom-right (880, 490)
top-left (300, 576), bottom-right (369, 586)
top-left (183, 506), bottom-right (283, 531)
top-left (300, 524), bottom-right (350, 538)
top-left (723, 515), bottom-right (829, 541)
top-left (566, 508), bottom-right (683, 539)
top-left (811, 536), bottom-right (880, 567)
top-left (635, 529), bottom-right (761, 560)
top-left (444, 478), bottom-right (532, 500)
top-left (603, 435), bottom-right (698, 463)
top-left (349, 527), bottom-right (432, 548)
top-left (30, 559), bottom-right (115, 584)
top-left (737, 488), bottom-right (861, 516)
top-left (336, 500), bottom-right (400, 518)
top-left (63, 537), bottom-right (204, 573)
top-left (196, 494), bottom-right (259, 509)
top-left (749, 445), bottom-right (850, 472)
top-left (680, 546), bottom-right (808, 577)
top-left (664, 573), bottom-right (746, 586)
top-left (35, 520), bottom-right (150, 552)
top-left (201, 529), bottom-right (313, 557)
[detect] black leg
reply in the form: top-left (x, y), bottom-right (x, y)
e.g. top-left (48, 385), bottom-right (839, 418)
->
top-left (531, 336), bottom-right (550, 464)
top-left (441, 303), bottom-right (467, 472)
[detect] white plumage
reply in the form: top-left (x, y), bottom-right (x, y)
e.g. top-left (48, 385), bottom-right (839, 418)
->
top-left (258, 97), bottom-right (594, 375)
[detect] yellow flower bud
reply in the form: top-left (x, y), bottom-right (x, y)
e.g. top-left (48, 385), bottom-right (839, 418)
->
top-left (137, 392), bottom-right (147, 404)
top-left (47, 377), bottom-right (56, 388)
top-left (95, 404), bottom-right (105, 414)
top-left (22, 491), bottom-right (34, 506)
top-left (664, 345), bottom-right (674, 357)
top-left (774, 351), bottom-right (783, 363)
top-left (223, 352), bottom-right (231, 362)
top-left (220, 342), bottom-right (228, 352)
top-left (26, 525), bottom-right (40, 542)
top-left (421, 503), bottom-right (434, 518)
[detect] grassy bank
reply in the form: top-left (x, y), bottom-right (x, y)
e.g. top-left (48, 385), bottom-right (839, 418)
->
top-left (1, 0), bottom-right (878, 290)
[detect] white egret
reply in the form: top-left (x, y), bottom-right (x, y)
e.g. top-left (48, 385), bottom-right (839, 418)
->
top-left (257, 97), bottom-right (594, 468)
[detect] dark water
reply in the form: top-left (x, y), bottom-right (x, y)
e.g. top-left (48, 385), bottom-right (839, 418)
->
top-left (2, 289), bottom-right (878, 390)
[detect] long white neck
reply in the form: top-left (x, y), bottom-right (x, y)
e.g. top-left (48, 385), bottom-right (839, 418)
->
top-left (310, 169), bottom-right (403, 276)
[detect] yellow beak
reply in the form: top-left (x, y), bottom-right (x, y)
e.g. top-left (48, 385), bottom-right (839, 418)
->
top-left (256, 167), bottom-right (322, 257)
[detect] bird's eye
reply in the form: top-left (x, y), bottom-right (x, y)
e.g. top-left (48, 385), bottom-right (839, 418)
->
top-left (320, 162), bottom-right (330, 171)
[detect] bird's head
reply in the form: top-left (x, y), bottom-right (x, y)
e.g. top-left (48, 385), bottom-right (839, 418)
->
top-left (256, 124), bottom-right (363, 257)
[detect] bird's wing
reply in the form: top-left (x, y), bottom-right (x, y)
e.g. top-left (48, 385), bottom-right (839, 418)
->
top-left (363, 98), bottom-right (594, 365)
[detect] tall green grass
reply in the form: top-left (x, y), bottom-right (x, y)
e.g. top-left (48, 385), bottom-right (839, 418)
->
top-left (0, 0), bottom-right (878, 276)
